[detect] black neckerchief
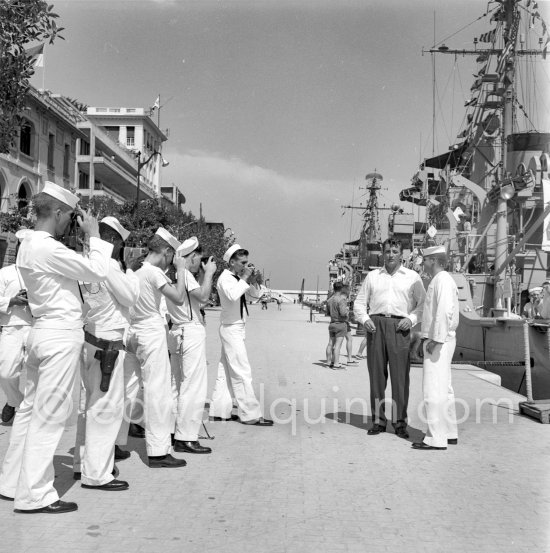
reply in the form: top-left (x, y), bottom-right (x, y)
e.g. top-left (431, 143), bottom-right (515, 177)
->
top-left (232, 273), bottom-right (249, 318)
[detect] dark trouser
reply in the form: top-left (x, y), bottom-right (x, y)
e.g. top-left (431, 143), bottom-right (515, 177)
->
top-left (366, 316), bottom-right (411, 428)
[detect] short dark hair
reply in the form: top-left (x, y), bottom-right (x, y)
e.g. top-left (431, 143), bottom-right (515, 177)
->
top-left (99, 222), bottom-right (124, 243)
top-left (230, 248), bottom-right (249, 262)
top-left (382, 238), bottom-right (403, 253)
top-left (32, 192), bottom-right (72, 218)
top-left (147, 234), bottom-right (173, 254)
top-left (333, 281), bottom-right (344, 292)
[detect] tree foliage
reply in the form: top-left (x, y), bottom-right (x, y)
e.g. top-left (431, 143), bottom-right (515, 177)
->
top-left (0, 0), bottom-right (64, 153)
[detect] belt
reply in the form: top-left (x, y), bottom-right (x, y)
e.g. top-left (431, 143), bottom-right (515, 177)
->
top-left (84, 330), bottom-right (125, 351)
top-left (370, 314), bottom-right (405, 319)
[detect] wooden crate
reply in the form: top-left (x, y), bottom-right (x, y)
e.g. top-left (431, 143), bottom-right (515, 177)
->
top-left (519, 400), bottom-right (550, 424)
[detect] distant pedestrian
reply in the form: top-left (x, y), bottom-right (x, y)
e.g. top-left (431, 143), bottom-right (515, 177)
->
top-left (354, 238), bottom-right (425, 439)
top-left (261, 295), bottom-right (268, 310)
top-left (325, 282), bottom-right (349, 369)
top-left (276, 295), bottom-right (283, 311)
top-left (355, 336), bottom-right (367, 360)
top-left (412, 245), bottom-right (459, 451)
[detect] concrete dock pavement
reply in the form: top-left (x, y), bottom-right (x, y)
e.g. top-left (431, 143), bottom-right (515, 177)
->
top-left (0, 303), bottom-right (548, 552)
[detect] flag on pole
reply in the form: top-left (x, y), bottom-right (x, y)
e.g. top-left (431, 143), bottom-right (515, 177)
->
top-left (152, 95), bottom-right (160, 110)
top-left (25, 43), bottom-right (44, 67)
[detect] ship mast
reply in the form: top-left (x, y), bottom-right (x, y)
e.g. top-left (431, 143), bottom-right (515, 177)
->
top-left (494, 0), bottom-right (518, 302)
top-left (364, 171), bottom-right (383, 243)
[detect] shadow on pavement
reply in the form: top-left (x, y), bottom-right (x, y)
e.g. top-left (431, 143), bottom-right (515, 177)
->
top-left (53, 453), bottom-right (78, 497)
top-left (325, 411), bottom-right (424, 442)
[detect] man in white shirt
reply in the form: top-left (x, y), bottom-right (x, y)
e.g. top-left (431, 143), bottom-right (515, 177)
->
top-left (0, 182), bottom-right (112, 514)
top-left (209, 244), bottom-right (273, 426)
top-left (73, 217), bottom-right (140, 488)
top-left (412, 245), bottom-right (459, 451)
top-left (538, 280), bottom-right (550, 319)
top-left (127, 227), bottom-right (189, 468)
top-left (354, 238), bottom-right (425, 439)
top-left (167, 237), bottom-right (216, 454)
top-left (0, 230), bottom-right (33, 423)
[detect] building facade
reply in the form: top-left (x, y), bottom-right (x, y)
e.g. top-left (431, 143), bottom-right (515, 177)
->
top-left (0, 89), bottom-right (184, 212)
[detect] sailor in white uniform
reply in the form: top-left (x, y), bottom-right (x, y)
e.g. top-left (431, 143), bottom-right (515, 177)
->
top-left (167, 237), bottom-right (217, 454)
top-left (412, 245), bottom-right (459, 451)
top-left (73, 217), bottom-right (139, 489)
top-left (0, 230), bottom-right (33, 423)
top-left (0, 182), bottom-right (112, 514)
top-left (127, 227), bottom-right (188, 468)
top-left (209, 244), bottom-right (273, 426)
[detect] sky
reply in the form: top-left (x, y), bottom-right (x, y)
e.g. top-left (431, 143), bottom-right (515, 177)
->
top-left (34, 0), bottom-right (550, 289)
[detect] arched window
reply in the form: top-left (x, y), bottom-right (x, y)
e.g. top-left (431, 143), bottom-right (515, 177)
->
top-left (17, 183), bottom-right (30, 211)
top-left (19, 122), bottom-right (32, 156)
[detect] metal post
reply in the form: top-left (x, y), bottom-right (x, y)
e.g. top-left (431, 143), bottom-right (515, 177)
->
top-left (523, 321), bottom-right (533, 402)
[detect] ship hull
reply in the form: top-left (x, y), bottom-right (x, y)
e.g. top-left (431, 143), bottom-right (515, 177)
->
top-left (452, 273), bottom-right (550, 399)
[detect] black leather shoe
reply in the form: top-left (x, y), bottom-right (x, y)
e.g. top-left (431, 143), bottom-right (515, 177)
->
top-left (148, 454), bottom-right (187, 468)
top-left (15, 500), bottom-right (78, 514)
top-left (0, 493), bottom-right (13, 501)
top-left (128, 423), bottom-right (145, 438)
top-left (367, 424), bottom-right (386, 435)
top-left (1, 403), bottom-right (15, 424)
top-left (395, 427), bottom-right (409, 439)
top-left (174, 440), bottom-right (212, 454)
top-left (209, 415), bottom-right (239, 422)
top-left (447, 438), bottom-right (458, 445)
top-left (412, 442), bottom-right (447, 450)
top-left (82, 479), bottom-right (129, 491)
top-left (114, 445), bottom-right (130, 460)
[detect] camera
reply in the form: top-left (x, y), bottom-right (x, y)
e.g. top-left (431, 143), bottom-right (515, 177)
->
top-left (19, 289), bottom-right (27, 299)
top-left (201, 255), bottom-right (213, 264)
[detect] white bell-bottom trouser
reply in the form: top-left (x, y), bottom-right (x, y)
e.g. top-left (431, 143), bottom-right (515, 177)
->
top-left (73, 329), bottom-right (125, 485)
top-left (209, 322), bottom-right (262, 422)
top-left (115, 349), bottom-right (142, 447)
top-left (422, 338), bottom-right (458, 448)
top-left (126, 322), bottom-right (172, 456)
top-left (0, 328), bottom-right (83, 510)
top-left (0, 325), bottom-right (30, 408)
top-left (169, 323), bottom-right (207, 441)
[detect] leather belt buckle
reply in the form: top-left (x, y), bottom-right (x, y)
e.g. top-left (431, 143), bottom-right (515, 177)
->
top-left (383, 314), bottom-right (391, 318)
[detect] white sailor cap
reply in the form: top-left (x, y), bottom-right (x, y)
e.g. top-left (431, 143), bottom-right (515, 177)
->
top-left (223, 243), bottom-right (242, 263)
top-left (15, 229), bottom-right (33, 242)
top-left (177, 236), bottom-right (199, 256)
top-left (529, 287), bottom-right (543, 294)
top-left (423, 245), bottom-right (447, 257)
top-left (100, 216), bottom-right (130, 242)
top-left (155, 227), bottom-right (180, 251)
top-left (42, 181), bottom-right (79, 209)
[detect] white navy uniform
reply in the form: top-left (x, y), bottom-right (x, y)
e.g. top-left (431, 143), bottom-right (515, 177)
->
top-left (167, 269), bottom-right (206, 441)
top-left (0, 264), bottom-right (32, 408)
top-left (421, 270), bottom-right (459, 448)
top-left (73, 259), bottom-right (139, 485)
top-left (209, 269), bottom-right (262, 422)
top-left (127, 262), bottom-right (173, 456)
top-left (0, 231), bottom-right (112, 510)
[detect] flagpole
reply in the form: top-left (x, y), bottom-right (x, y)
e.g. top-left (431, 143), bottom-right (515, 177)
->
top-left (157, 93), bottom-right (160, 128)
top-left (41, 48), bottom-right (45, 90)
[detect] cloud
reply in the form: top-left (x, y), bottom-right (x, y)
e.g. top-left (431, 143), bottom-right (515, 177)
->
top-left (163, 150), bottom-right (351, 289)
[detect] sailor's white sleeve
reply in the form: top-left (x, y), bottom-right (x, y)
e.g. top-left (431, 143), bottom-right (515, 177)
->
top-left (45, 237), bottom-right (113, 282)
top-left (429, 278), bottom-right (455, 343)
top-left (105, 261), bottom-right (140, 307)
top-left (0, 270), bottom-right (10, 314)
top-left (353, 275), bottom-right (371, 325)
top-left (219, 273), bottom-right (249, 302)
